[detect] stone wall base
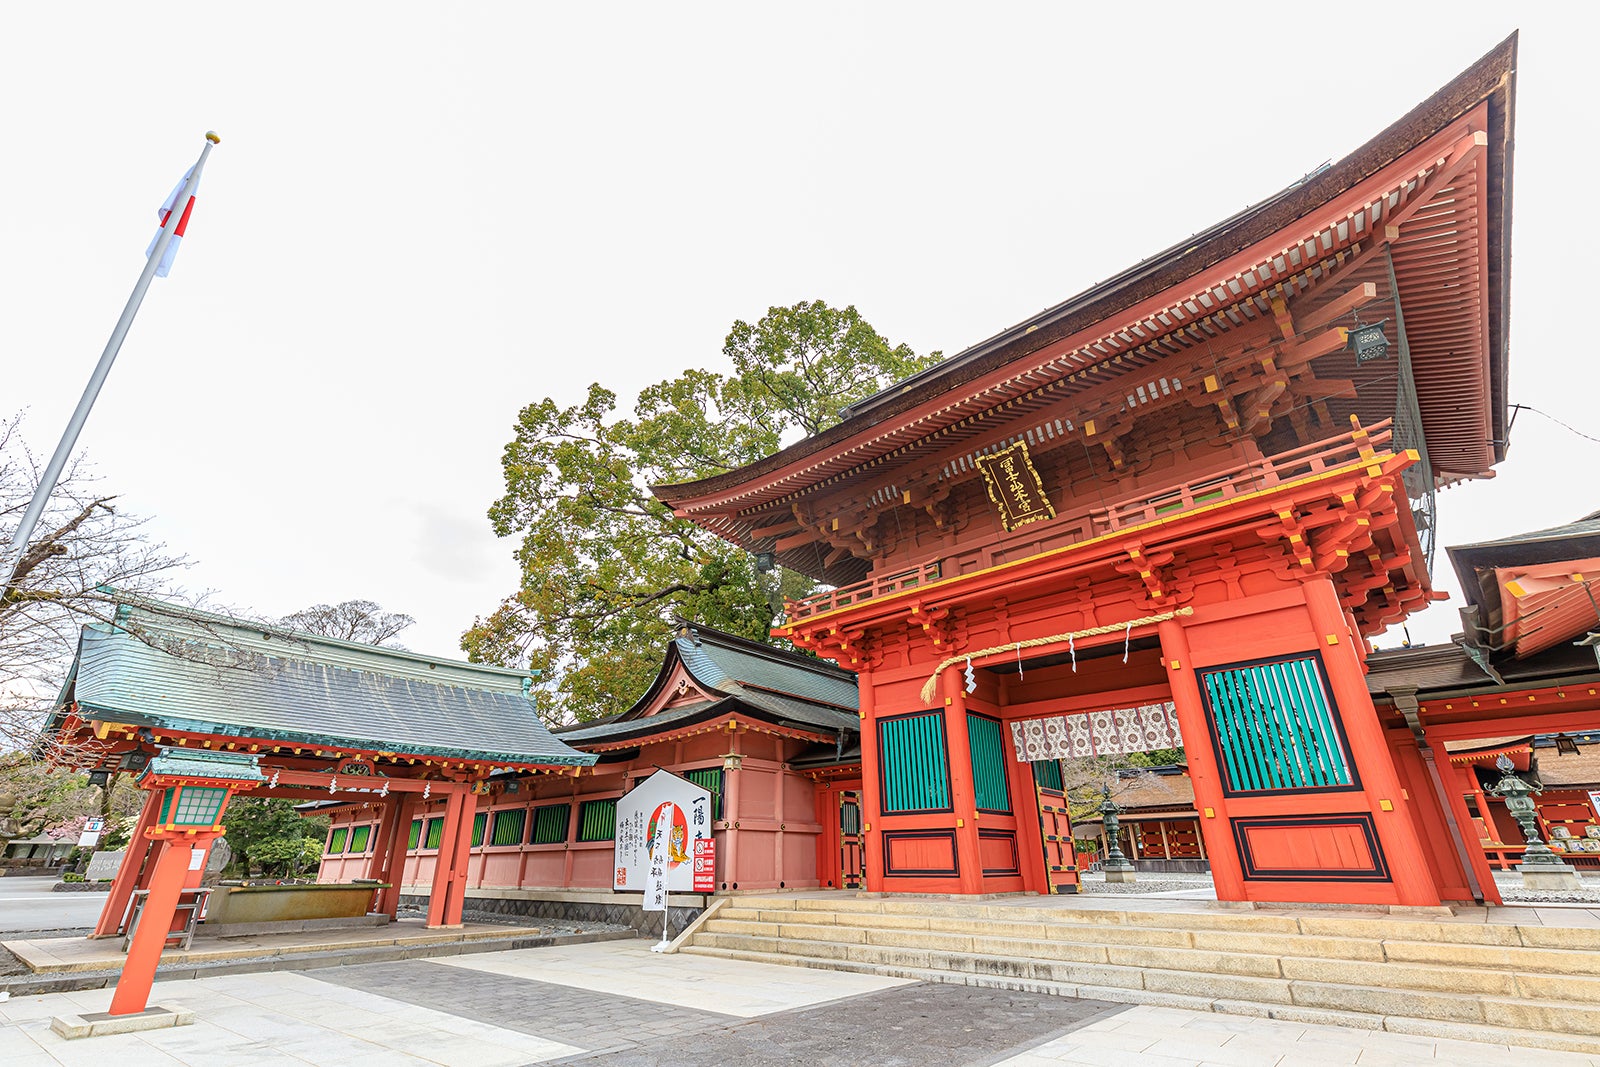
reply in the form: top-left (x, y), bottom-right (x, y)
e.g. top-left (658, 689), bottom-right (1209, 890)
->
top-left (398, 889), bottom-right (702, 940)
top-left (1135, 859), bottom-right (1212, 874)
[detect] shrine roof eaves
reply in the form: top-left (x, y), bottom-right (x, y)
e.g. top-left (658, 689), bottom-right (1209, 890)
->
top-left (672, 622), bottom-right (859, 710)
top-left (1448, 511), bottom-right (1600, 608)
top-left (556, 622), bottom-right (860, 745)
top-left (556, 693), bottom-right (855, 746)
top-left (55, 600), bottom-right (596, 768)
top-left (653, 33), bottom-right (1515, 512)
top-left (599, 621), bottom-right (858, 727)
top-left (1367, 638), bottom-right (1600, 701)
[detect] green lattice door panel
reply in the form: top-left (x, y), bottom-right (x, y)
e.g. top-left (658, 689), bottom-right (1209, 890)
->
top-left (1198, 654), bottom-right (1357, 797)
top-left (878, 712), bottom-right (952, 814)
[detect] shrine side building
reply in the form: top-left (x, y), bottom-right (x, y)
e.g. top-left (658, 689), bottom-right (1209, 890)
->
top-left (655, 38), bottom-right (1530, 907)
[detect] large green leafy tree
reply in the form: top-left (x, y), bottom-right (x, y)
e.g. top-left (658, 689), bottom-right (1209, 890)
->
top-left (465, 301), bottom-right (940, 723)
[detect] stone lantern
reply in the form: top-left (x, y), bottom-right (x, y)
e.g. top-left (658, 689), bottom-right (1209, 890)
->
top-left (1487, 753), bottom-right (1582, 891)
top-left (1099, 787), bottom-right (1138, 884)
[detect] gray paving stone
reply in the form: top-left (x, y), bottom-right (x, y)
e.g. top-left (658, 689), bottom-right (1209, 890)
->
top-left (543, 982), bottom-right (1125, 1066)
top-left (312, 959), bottom-right (737, 1051)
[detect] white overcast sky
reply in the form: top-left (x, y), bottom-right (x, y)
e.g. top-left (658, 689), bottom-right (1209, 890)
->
top-left (3, 4), bottom-right (1596, 661)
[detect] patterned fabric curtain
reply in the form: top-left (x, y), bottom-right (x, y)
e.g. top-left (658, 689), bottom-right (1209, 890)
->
top-left (1009, 702), bottom-right (1182, 761)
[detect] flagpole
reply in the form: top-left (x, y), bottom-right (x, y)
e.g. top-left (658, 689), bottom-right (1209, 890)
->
top-left (0, 132), bottom-right (220, 600)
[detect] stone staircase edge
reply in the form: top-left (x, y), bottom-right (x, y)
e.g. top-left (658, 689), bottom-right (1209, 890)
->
top-left (679, 942), bottom-right (1600, 1055)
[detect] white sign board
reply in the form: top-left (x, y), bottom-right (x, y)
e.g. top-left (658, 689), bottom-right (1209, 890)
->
top-left (76, 817), bottom-right (105, 849)
top-left (613, 769), bottom-right (712, 894)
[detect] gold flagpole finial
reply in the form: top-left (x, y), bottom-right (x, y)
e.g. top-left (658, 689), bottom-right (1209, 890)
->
top-left (205, 131), bottom-right (221, 144)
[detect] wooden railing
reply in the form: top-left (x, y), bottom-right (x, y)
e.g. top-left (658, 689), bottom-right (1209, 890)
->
top-left (782, 419), bottom-right (1394, 623)
top-left (1483, 843), bottom-right (1600, 870)
top-left (785, 560), bottom-right (942, 623)
top-left (1087, 419), bottom-right (1393, 533)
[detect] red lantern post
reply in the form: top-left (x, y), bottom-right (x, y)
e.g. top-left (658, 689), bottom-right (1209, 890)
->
top-left (107, 749), bottom-right (264, 1016)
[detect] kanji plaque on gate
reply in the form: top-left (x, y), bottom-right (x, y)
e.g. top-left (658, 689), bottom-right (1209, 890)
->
top-left (975, 441), bottom-right (1055, 531)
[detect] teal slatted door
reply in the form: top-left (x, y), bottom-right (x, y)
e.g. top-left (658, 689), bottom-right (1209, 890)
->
top-left (966, 713), bottom-right (1012, 813)
top-left (1032, 759), bottom-right (1064, 791)
top-left (879, 712), bottom-right (951, 813)
top-left (1199, 656), bottom-right (1354, 795)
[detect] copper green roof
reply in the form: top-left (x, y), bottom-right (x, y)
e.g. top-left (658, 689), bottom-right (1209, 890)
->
top-left (139, 748), bottom-right (266, 784)
top-left (558, 622), bottom-right (859, 745)
top-left (59, 599), bottom-right (595, 768)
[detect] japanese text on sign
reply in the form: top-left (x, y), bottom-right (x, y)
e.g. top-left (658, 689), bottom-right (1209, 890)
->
top-left (975, 441), bottom-right (1056, 531)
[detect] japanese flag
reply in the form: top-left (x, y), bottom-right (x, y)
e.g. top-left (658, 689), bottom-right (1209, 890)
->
top-left (145, 168), bottom-right (197, 277)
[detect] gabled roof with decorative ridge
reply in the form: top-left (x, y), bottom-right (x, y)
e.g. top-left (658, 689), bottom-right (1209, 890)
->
top-left (556, 622), bottom-right (859, 747)
top-left (672, 625), bottom-right (860, 710)
top-left (655, 36), bottom-right (1518, 584)
top-left (56, 598), bottom-right (595, 768)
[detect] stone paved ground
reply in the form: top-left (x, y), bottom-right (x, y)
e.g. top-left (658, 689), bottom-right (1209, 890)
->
top-left (318, 960), bottom-right (740, 1053)
top-left (3, 940), bottom-right (1600, 1065)
top-left (324, 959), bottom-right (1116, 1065)
top-left (538, 981), bottom-right (1119, 1066)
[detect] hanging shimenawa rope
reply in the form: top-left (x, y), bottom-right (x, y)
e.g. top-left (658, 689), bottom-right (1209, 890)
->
top-left (917, 607), bottom-right (1194, 704)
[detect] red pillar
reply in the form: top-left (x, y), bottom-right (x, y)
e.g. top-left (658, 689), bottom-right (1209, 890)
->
top-left (363, 798), bottom-right (393, 916)
top-left (813, 786), bottom-right (833, 889)
top-left (1002, 724), bottom-right (1047, 895)
top-left (364, 800), bottom-right (394, 882)
top-left (858, 679), bottom-right (883, 893)
top-left (92, 788), bottom-right (162, 938)
top-left (940, 668), bottom-right (984, 894)
top-left (107, 838), bottom-right (195, 1016)
top-left (373, 793), bottom-right (418, 918)
top-left (425, 789), bottom-right (464, 928)
top-left (1431, 746), bottom-right (1504, 905)
top-left (441, 791), bottom-right (477, 926)
top-left (723, 734), bottom-right (742, 889)
top-left (1158, 617), bottom-right (1246, 900)
top-left (1304, 578), bottom-right (1441, 906)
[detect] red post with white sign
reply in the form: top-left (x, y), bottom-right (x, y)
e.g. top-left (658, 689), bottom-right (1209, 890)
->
top-left (693, 838), bottom-right (716, 893)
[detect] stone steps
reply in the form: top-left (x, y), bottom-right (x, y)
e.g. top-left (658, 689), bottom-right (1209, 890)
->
top-left (680, 895), bottom-right (1600, 1056)
top-left (684, 943), bottom-right (1600, 1057)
